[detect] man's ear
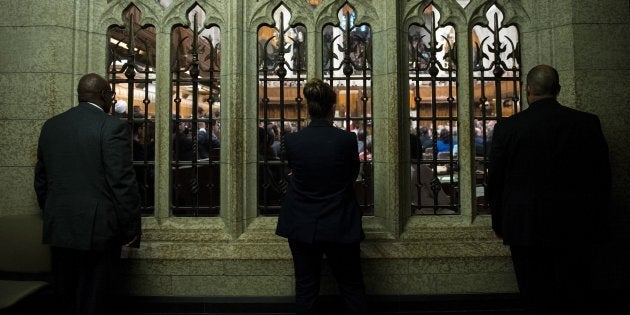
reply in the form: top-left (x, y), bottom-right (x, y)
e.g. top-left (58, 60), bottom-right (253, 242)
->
top-left (525, 84), bottom-right (530, 95)
top-left (555, 84), bottom-right (561, 96)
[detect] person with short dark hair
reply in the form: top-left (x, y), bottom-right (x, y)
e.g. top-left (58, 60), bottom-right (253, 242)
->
top-left (34, 73), bottom-right (141, 315)
top-left (488, 65), bottom-right (611, 314)
top-left (436, 127), bottom-right (455, 153)
top-left (276, 78), bottom-right (367, 315)
top-left (418, 126), bottom-right (433, 152)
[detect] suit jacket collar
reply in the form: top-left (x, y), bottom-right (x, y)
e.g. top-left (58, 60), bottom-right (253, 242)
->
top-left (308, 119), bottom-right (333, 127)
top-left (78, 102), bottom-right (106, 114)
top-left (528, 98), bottom-right (560, 110)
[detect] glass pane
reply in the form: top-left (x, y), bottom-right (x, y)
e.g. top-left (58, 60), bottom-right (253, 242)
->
top-left (170, 6), bottom-right (221, 216)
top-left (107, 5), bottom-right (156, 216)
top-left (408, 4), bottom-right (459, 215)
top-left (323, 3), bottom-right (373, 215)
top-left (257, 5), bottom-right (307, 215)
top-left (472, 5), bottom-right (521, 214)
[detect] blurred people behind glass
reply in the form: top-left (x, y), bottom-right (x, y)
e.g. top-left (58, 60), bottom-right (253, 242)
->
top-left (132, 122), bottom-right (155, 209)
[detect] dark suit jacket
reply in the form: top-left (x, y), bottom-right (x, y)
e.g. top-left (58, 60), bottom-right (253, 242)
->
top-left (276, 119), bottom-right (364, 244)
top-left (488, 98), bottom-right (611, 247)
top-left (34, 102), bottom-right (141, 250)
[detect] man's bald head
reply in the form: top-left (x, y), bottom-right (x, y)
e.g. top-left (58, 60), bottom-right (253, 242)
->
top-left (526, 65), bottom-right (561, 103)
top-left (77, 73), bottom-right (113, 112)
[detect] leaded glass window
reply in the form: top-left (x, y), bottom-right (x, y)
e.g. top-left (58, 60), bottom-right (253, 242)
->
top-left (472, 4), bottom-right (521, 214)
top-left (408, 4), bottom-right (459, 215)
top-left (171, 6), bottom-right (221, 216)
top-left (107, 4), bottom-right (156, 216)
top-left (257, 5), bottom-right (307, 215)
top-left (323, 3), bottom-right (374, 215)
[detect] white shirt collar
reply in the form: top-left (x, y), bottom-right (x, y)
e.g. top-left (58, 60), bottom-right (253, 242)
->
top-left (86, 102), bottom-right (104, 112)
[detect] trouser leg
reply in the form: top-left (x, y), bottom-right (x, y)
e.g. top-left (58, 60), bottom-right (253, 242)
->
top-left (51, 246), bottom-right (122, 315)
top-left (510, 245), bottom-right (591, 315)
top-left (323, 242), bottom-right (367, 315)
top-left (289, 239), bottom-right (323, 315)
top-left (76, 247), bottom-right (122, 315)
top-left (51, 247), bottom-right (79, 315)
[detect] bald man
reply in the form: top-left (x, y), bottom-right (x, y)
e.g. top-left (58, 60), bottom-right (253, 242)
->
top-left (488, 65), bottom-right (611, 314)
top-left (35, 73), bottom-right (141, 315)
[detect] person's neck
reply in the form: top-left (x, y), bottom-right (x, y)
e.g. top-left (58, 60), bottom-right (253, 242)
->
top-left (527, 95), bottom-right (556, 105)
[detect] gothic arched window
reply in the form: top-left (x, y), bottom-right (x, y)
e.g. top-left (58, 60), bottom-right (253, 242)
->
top-left (408, 3), bottom-right (459, 215)
top-left (257, 4), bottom-right (307, 215)
top-left (472, 4), bottom-right (521, 214)
top-left (170, 5), bottom-right (222, 216)
top-left (107, 4), bottom-right (157, 216)
top-left (323, 3), bottom-right (374, 215)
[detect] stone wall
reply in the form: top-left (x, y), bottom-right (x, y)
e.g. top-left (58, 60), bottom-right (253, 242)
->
top-left (1, 0), bottom-right (628, 297)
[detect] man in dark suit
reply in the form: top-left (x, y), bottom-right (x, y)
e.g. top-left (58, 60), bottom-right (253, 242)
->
top-left (276, 79), bottom-right (367, 315)
top-left (488, 65), bottom-right (611, 314)
top-left (34, 73), bottom-right (141, 315)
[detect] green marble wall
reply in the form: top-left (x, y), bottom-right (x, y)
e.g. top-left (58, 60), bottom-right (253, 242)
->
top-left (1, 0), bottom-right (628, 297)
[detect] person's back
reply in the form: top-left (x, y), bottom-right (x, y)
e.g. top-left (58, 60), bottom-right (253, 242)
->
top-left (489, 71), bottom-right (610, 248)
top-left (39, 107), bottom-right (107, 194)
top-left (285, 125), bottom-right (358, 197)
top-left (34, 73), bottom-right (140, 315)
top-left (488, 65), bottom-right (611, 315)
top-left (490, 99), bottom-right (609, 246)
top-left (281, 119), bottom-right (361, 242)
top-left (276, 79), bottom-right (366, 315)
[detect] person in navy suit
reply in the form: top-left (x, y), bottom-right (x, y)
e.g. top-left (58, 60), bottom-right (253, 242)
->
top-left (488, 65), bottom-right (611, 314)
top-left (34, 73), bottom-right (141, 315)
top-left (276, 79), bottom-right (367, 315)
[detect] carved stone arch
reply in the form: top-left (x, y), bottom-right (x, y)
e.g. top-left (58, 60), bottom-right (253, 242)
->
top-left (494, 0), bottom-right (530, 31)
top-left (315, 0), bottom-right (379, 31)
top-left (287, 1), bottom-right (317, 28)
top-left (469, 0), bottom-right (530, 31)
top-left (250, 0), bottom-right (284, 30)
top-left (164, 0), bottom-right (226, 29)
top-left (249, 1), bottom-right (313, 31)
top-left (99, 1), bottom-right (161, 31)
top-left (403, 0), bottom-right (466, 31)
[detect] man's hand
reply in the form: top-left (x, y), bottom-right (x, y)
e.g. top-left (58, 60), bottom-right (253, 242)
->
top-left (123, 235), bottom-right (139, 247)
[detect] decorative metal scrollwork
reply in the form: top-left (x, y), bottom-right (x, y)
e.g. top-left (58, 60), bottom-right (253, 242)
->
top-left (408, 4), bottom-right (458, 215)
top-left (171, 7), bottom-right (221, 217)
top-left (257, 5), bottom-right (307, 215)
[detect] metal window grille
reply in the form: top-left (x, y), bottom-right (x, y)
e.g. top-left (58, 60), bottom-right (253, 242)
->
top-left (408, 5), bottom-right (459, 215)
top-left (107, 5), bottom-right (156, 216)
top-left (257, 5), bottom-right (307, 215)
top-left (171, 8), bottom-right (221, 217)
top-left (323, 4), bottom-right (373, 215)
top-left (472, 5), bottom-right (521, 214)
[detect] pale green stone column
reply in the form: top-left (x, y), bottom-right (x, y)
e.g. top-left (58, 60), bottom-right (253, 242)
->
top-left (223, 0), bottom-right (246, 238)
top-left (370, 0), bottom-right (404, 237)
top-left (455, 8), bottom-right (473, 222)
top-left (154, 29), bottom-right (172, 220)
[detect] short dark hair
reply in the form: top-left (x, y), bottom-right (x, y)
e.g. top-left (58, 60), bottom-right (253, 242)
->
top-left (527, 64), bottom-right (561, 97)
top-left (303, 79), bottom-right (336, 119)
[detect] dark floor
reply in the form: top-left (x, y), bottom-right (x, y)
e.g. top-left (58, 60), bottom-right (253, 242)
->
top-left (2, 290), bottom-right (525, 315)
top-left (121, 294), bottom-right (526, 315)
top-left (3, 288), bottom-right (629, 314)
top-left (6, 291), bottom-right (630, 315)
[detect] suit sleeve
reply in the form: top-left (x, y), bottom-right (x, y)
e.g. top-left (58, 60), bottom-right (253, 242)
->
top-left (588, 116), bottom-right (612, 240)
top-left (591, 116), bottom-right (611, 200)
top-left (34, 129), bottom-right (47, 211)
top-left (487, 121), bottom-right (507, 237)
top-left (103, 120), bottom-right (141, 243)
